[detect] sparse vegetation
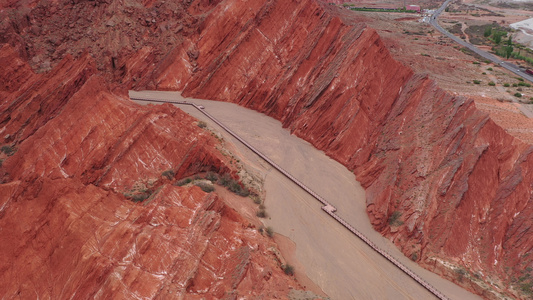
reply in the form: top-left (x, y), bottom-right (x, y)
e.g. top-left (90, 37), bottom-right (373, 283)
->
top-left (488, 81), bottom-right (496, 86)
top-left (473, 80), bottom-right (481, 84)
top-left (504, 83), bottom-right (510, 87)
top-left (205, 172), bottom-right (218, 182)
top-left (282, 264), bottom-right (295, 276)
top-left (162, 169), bottom-right (175, 180)
top-left (388, 211), bottom-right (404, 227)
top-left (487, 67), bottom-right (493, 71)
top-left (218, 174), bottom-right (250, 196)
top-left (197, 121), bottom-right (207, 128)
top-left (0, 145), bottom-right (15, 156)
top-left (175, 178), bottom-right (192, 186)
top-left (256, 209), bottom-right (267, 218)
top-left (411, 252), bottom-right (419, 261)
top-left (455, 267), bottom-right (467, 282)
top-left (520, 282), bottom-right (533, 295)
top-left (484, 26), bottom-right (492, 37)
top-left (251, 195), bottom-right (262, 204)
top-left (265, 226), bottom-right (274, 237)
top-left (131, 193), bottom-right (151, 202)
top-left (194, 181), bottom-right (215, 193)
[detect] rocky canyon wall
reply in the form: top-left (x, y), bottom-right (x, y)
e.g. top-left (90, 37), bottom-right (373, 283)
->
top-left (3, 0), bottom-right (533, 297)
top-left (150, 0), bottom-right (533, 298)
top-left (0, 44), bottom-right (305, 298)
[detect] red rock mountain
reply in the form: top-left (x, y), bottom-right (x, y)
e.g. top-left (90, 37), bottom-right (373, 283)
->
top-left (0, 44), bottom-right (305, 298)
top-left (2, 0), bottom-right (533, 298)
top-left (149, 1), bottom-right (533, 299)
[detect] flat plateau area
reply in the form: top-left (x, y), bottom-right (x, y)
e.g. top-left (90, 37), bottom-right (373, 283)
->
top-left (130, 90), bottom-right (482, 300)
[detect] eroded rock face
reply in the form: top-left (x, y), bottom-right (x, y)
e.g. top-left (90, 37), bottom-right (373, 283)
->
top-left (148, 0), bottom-right (533, 298)
top-left (0, 44), bottom-right (303, 299)
top-left (4, 0), bottom-right (533, 298)
top-left (0, 179), bottom-right (298, 299)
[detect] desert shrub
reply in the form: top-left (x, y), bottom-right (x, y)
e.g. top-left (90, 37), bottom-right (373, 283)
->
top-left (484, 26), bottom-right (492, 37)
top-left (515, 92), bottom-right (523, 98)
top-left (217, 174), bottom-right (250, 196)
top-left (251, 195), bottom-right (262, 204)
top-left (229, 181), bottom-right (241, 193)
top-left (265, 226), bottom-right (274, 237)
top-left (487, 67), bottom-right (493, 71)
top-left (197, 121), bottom-right (207, 128)
top-left (488, 81), bottom-right (496, 86)
top-left (388, 211), bottom-right (404, 227)
top-left (411, 252), bottom-right (419, 261)
top-left (473, 61), bottom-right (480, 65)
top-left (218, 173), bottom-right (232, 186)
top-left (205, 172), bottom-right (218, 182)
top-left (194, 181), bottom-right (215, 193)
top-left (473, 80), bottom-right (481, 84)
top-left (256, 209), bottom-right (267, 218)
top-left (504, 83), bottom-right (510, 87)
top-left (175, 178), bottom-right (192, 186)
top-left (513, 83), bottom-right (518, 87)
top-left (520, 282), bottom-right (533, 295)
top-left (229, 182), bottom-right (249, 196)
top-left (455, 268), bottom-right (467, 282)
top-left (162, 170), bottom-right (175, 180)
top-left (0, 145), bottom-right (15, 156)
top-left (283, 264), bottom-right (295, 276)
top-left (131, 193), bottom-right (150, 202)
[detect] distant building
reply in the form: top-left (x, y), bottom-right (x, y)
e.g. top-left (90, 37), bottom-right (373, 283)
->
top-left (406, 5), bottom-right (421, 13)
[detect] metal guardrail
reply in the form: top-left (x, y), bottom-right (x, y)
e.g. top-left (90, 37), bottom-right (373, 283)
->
top-left (131, 96), bottom-right (450, 300)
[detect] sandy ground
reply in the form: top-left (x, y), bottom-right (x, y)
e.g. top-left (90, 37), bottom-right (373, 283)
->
top-left (130, 90), bottom-right (482, 300)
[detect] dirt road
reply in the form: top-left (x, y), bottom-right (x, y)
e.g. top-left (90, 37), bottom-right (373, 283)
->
top-left (130, 90), bottom-right (481, 300)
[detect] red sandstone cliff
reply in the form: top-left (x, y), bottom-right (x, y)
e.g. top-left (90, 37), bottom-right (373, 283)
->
top-left (149, 1), bottom-right (533, 298)
top-left (0, 44), bottom-right (305, 298)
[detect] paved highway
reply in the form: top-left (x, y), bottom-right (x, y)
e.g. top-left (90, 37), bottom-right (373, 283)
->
top-left (430, 0), bottom-right (533, 83)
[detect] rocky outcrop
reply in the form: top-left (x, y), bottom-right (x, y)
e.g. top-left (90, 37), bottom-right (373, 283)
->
top-left (0, 44), bottom-right (304, 298)
top-left (0, 179), bottom-right (300, 298)
top-left (149, 0), bottom-right (533, 298)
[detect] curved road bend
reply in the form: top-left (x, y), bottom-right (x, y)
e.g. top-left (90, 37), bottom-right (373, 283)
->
top-left (430, 0), bottom-right (533, 83)
top-left (429, 0), bottom-right (533, 118)
top-left (130, 91), bottom-right (482, 300)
